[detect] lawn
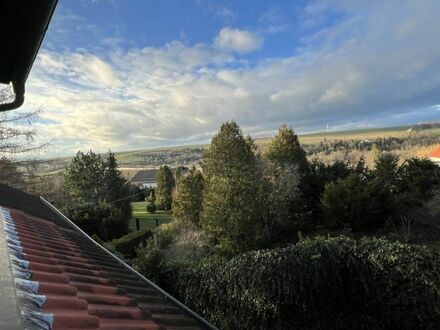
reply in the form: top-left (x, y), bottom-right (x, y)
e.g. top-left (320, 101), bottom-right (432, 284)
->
top-left (129, 201), bottom-right (172, 230)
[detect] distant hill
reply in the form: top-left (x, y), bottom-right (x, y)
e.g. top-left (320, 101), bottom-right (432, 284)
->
top-left (20, 123), bottom-right (440, 176)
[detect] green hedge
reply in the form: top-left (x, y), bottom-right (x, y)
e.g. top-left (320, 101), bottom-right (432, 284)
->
top-left (161, 236), bottom-right (440, 329)
top-left (111, 228), bottom-right (153, 258)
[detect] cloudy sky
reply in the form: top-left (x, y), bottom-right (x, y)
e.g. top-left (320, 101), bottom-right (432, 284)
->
top-left (20, 0), bottom-right (440, 157)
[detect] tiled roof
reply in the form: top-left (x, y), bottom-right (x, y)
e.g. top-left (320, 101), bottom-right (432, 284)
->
top-left (0, 203), bottom-right (212, 330)
top-left (131, 170), bottom-right (158, 183)
top-left (430, 146), bottom-right (440, 159)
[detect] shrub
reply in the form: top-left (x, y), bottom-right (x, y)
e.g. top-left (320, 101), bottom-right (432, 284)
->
top-left (145, 191), bottom-right (157, 213)
top-left (321, 175), bottom-right (395, 231)
top-left (65, 201), bottom-right (129, 240)
top-left (110, 227), bottom-right (153, 258)
top-left (132, 240), bottom-right (164, 283)
top-left (161, 236), bottom-right (440, 329)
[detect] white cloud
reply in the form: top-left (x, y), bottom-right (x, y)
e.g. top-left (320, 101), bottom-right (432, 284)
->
top-left (214, 28), bottom-right (263, 54)
top-left (22, 0), bottom-right (440, 157)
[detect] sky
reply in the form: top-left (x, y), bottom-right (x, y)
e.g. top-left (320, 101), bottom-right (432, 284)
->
top-left (17, 0), bottom-right (440, 157)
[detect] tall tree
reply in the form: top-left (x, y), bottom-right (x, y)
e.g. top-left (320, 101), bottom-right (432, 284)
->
top-left (265, 126), bottom-right (309, 173)
top-left (374, 153), bottom-right (399, 189)
top-left (103, 152), bottom-right (132, 220)
top-left (263, 126), bottom-right (309, 240)
top-left (201, 121), bottom-right (263, 255)
top-left (261, 161), bottom-right (301, 243)
top-left (63, 150), bottom-right (132, 239)
top-left (64, 150), bottom-right (106, 203)
top-left (173, 166), bottom-right (204, 225)
top-left (145, 190), bottom-right (157, 214)
top-left (155, 165), bottom-right (175, 210)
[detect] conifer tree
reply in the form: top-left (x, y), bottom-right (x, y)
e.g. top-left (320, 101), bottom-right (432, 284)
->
top-left (265, 126), bottom-right (309, 172)
top-left (155, 165), bottom-right (175, 210)
top-left (103, 152), bottom-right (132, 220)
top-left (201, 121), bottom-right (263, 254)
top-left (173, 166), bottom-right (204, 225)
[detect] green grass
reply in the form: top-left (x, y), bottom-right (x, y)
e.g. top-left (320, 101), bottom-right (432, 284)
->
top-left (129, 201), bottom-right (172, 230)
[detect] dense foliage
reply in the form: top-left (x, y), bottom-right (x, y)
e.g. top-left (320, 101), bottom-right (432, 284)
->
top-left (201, 122), bottom-right (264, 255)
top-left (145, 190), bottom-right (157, 213)
top-left (155, 165), bottom-right (175, 210)
top-left (173, 166), bottom-right (204, 225)
top-left (322, 175), bottom-right (395, 231)
top-left (63, 150), bottom-right (132, 239)
top-left (265, 126), bottom-right (309, 173)
top-left (161, 236), bottom-right (440, 330)
top-left (65, 200), bottom-right (128, 240)
top-left (110, 227), bottom-right (153, 258)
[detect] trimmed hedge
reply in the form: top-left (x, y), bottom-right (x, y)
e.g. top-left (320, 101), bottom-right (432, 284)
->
top-left (161, 236), bottom-right (440, 329)
top-left (111, 228), bottom-right (153, 258)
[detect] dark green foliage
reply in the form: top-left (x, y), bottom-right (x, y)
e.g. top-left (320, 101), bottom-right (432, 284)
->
top-left (261, 161), bottom-right (302, 243)
top-left (374, 152), bottom-right (400, 188)
top-left (265, 126), bottom-right (309, 173)
top-left (201, 121), bottom-right (264, 255)
top-left (262, 126), bottom-right (309, 242)
top-left (66, 201), bottom-right (128, 240)
top-left (322, 175), bottom-right (395, 231)
top-left (110, 227), bottom-right (153, 258)
top-left (303, 159), bottom-right (354, 218)
top-left (133, 240), bottom-right (164, 283)
top-left (63, 150), bottom-right (132, 239)
top-left (64, 150), bottom-right (106, 203)
top-left (145, 191), bottom-right (157, 213)
top-left (155, 165), bottom-right (175, 210)
top-left (103, 152), bottom-right (132, 221)
top-left (161, 236), bottom-right (440, 330)
top-left (398, 157), bottom-right (440, 199)
top-left (173, 166), bottom-right (204, 225)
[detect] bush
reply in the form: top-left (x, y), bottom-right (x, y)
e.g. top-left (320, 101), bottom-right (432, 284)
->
top-left (65, 201), bottom-right (129, 240)
top-left (133, 220), bottom-right (212, 284)
top-left (160, 236), bottom-right (440, 329)
top-left (145, 191), bottom-right (157, 213)
top-left (110, 227), bottom-right (153, 258)
top-left (322, 175), bottom-right (395, 231)
top-left (133, 240), bottom-right (164, 283)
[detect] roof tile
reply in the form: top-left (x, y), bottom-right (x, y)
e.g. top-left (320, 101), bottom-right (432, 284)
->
top-left (0, 206), bottom-right (207, 330)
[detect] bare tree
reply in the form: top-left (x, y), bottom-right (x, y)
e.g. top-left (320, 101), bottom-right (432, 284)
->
top-left (0, 87), bottom-right (48, 189)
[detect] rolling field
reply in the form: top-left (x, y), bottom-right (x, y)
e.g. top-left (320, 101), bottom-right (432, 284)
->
top-left (129, 201), bottom-right (172, 231)
top-left (25, 124), bottom-right (440, 175)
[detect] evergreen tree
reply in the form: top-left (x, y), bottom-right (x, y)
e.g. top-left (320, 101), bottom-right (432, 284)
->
top-left (64, 150), bottom-right (106, 203)
top-left (63, 150), bottom-right (131, 238)
top-left (145, 191), bottom-right (157, 213)
top-left (265, 126), bottom-right (309, 172)
top-left (155, 165), bottom-right (175, 210)
top-left (263, 126), bottom-right (310, 240)
top-left (103, 152), bottom-right (132, 220)
top-left (173, 166), bottom-right (204, 225)
top-left (322, 174), bottom-right (395, 231)
top-left (374, 153), bottom-right (399, 189)
top-left (201, 121), bottom-right (263, 255)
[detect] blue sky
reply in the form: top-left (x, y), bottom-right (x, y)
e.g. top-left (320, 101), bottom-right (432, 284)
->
top-left (18, 0), bottom-right (440, 157)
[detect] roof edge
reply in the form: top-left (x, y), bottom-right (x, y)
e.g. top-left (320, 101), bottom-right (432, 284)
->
top-left (0, 210), bottom-right (23, 329)
top-left (40, 196), bottom-right (217, 330)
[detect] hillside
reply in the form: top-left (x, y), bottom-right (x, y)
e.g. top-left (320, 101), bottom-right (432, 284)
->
top-left (22, 124), bottom-right (440, 175)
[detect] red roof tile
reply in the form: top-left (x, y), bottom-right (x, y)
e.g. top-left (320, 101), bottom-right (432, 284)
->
top-left (430, 146), bottom-right (440, 158)
top-left (1, 206), bottom-right (210, 330)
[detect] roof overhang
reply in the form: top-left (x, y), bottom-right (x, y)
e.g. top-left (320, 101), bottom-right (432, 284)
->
top-left (0, 0), bottom-right (58, 112)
